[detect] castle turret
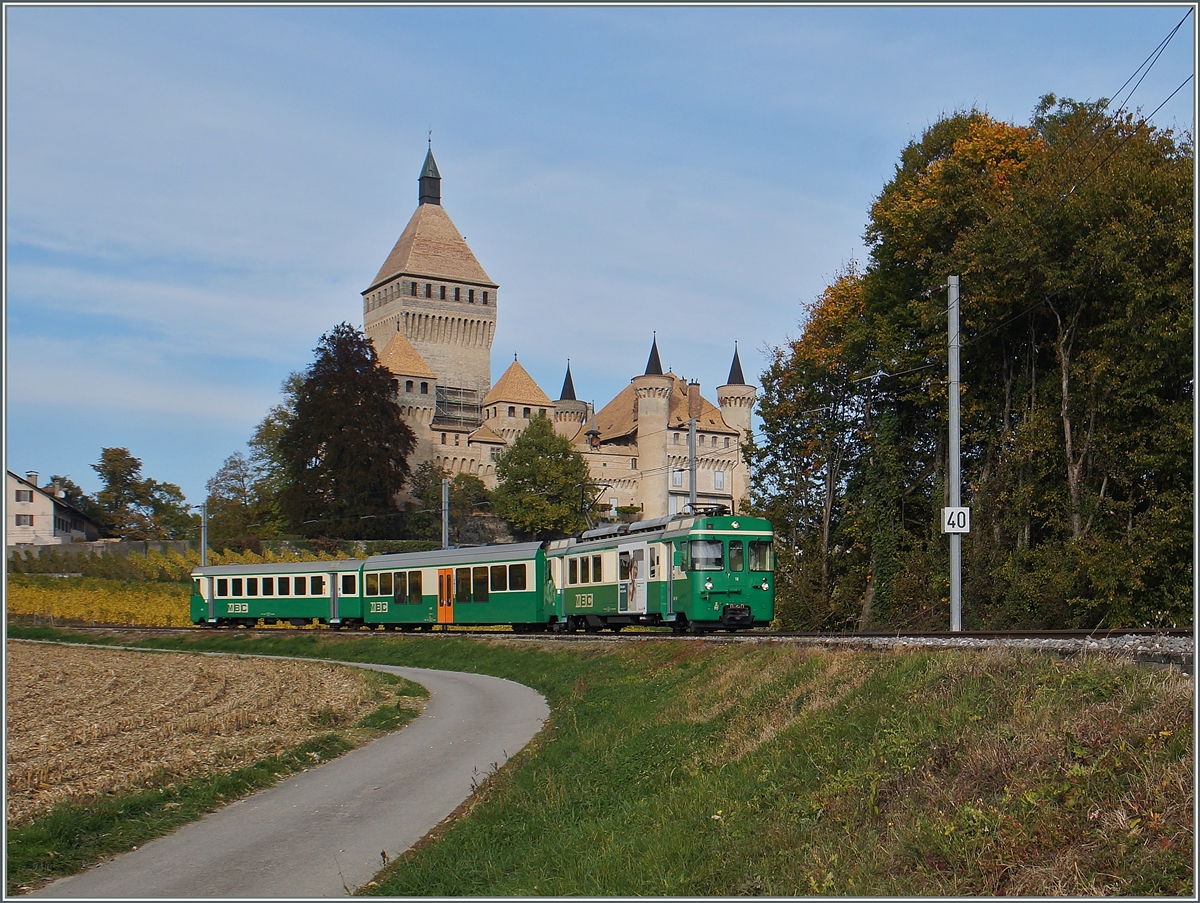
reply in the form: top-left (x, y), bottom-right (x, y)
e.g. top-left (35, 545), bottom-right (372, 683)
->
top-left (717, 343), bottom-right (756, 509)
top-left (631, 337), bottom-right (673, 518)
top-left (553, 360), bottom-right (590, 441)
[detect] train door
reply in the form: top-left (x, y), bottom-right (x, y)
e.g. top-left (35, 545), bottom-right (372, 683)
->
top-left (618, 543), bottom-right (648, 614)
top-left (437, 568), bottom-right (454, 624)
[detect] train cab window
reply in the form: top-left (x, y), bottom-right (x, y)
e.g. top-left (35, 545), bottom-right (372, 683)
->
top-left (341, 574), bottom-right (356, 596)
top-left (679, 542), bottom-right (690, 572)
top-left (580, 557), bottom-right (590, 583)
top-left (262, 577), bottom-right (274, 596)
top-left (568, 558), bottom-right (578, 584)
top-left (311, 575), bottom-right (325, 595)
top-left (232, 578), bottom-right (244, 597)
top-left (379, 572), bottom-right (393, 596)
top-left (749, 541), bottom-right (775, 572)
top-left (728, 540), bottom-right (744, 572)
top-left (217, 578), bottom-right (229, 596)
top-left (491, 565), bottom-right (507, 591)
top-left (689, 540), bottom-right (724, 570)
top-left (247, 578), bottom-right (259, 596)
top-left (193, 579), bottom-right (202, 596)
top-left (277, 577), bottom-right (290, 596)
top-left (473, 567), bottom-right (489, 602)
top-left (648, 548), bottom-right (658, 579)
top-left (408, 571), bottom-right (422, 604)
top-left (509, 563), bottom-right (527, 591)
top-left (591, 555), bottom-right (602, 582)
top-left (455, 568), bottom-right (472, 602)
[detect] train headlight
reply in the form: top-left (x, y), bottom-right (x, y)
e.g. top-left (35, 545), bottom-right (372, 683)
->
top-left (704, 578), bottom-right (713, 591)
top-left (760, 579), bottom-right (770, 591)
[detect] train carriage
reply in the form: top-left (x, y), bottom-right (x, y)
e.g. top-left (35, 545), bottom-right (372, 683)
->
top-left (191, 559), bottom-right (365, 628)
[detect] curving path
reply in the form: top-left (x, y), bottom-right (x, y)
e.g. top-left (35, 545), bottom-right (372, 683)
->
top-left (33, 661), bottom-right (549, 898)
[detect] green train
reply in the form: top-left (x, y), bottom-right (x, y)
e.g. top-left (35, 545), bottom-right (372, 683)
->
top-left (190, 512), bottom-right (774, 634)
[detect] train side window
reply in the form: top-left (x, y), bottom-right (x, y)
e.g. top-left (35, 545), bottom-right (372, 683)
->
top-left (509, 563), bottom-right (527, 591)
top-left (592, 555), bottom-right (602, 582)
top-left (473, 567), bottom-right (489, 602)
top-left (294, 576), bottom-right (307, 596)
top-left (232, 578), bottom-right (243, 597)
top-left (568, 558), bottom-right (578, 585)
top-left (580, 556), bottom-right (590, 583)
top-left (491, 565), bottom-right (507, 591)
top-left (456, 568), bottom-right (472, 602)
top-left (729, 540), bottom-right (744, 572)
top-left (277, 577), bottom-right (290, 596)
top-left (648, 548), bottom-right (658, 579)
top-left (193, 579), bottom-right (202, 596)
top-left (312, 575), bottom-right (325, 595)
top-left (380, 572), bottom-right (393, 596)
top-left (408, 571), bottom-right (422, 604)
top-left (342, 574), bottom-right (356, 596)
top-left (690, 539), bottom-right (724, 570)
top-left (749, 541), bottom-right (775, 572)
top-left (680, 542), bottom-right (690, 571)
top-left (247, 578), bottom-right (258, 596)
top-left (262, 577), bottom-right (274, 596)
top-left (217, 578), bottom-right (228, 596)
top-left (366, 573), bottom-right (379, 596)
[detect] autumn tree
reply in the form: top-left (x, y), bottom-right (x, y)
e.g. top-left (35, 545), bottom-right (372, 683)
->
top-left (276, 323), bottom-right (416, 539)
top-left (402, 461), bottom-right (493, 544)
top-left (492, 413), bottom-right (593, 539)
top-left (90, 448), bottom-right (195, 540)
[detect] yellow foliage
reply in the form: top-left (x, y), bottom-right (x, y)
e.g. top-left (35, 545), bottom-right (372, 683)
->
top-left (7, 579), bottom-right (192, 627)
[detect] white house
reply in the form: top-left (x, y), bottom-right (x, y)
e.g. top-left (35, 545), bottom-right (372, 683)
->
top-left (6, 470), bottom-right (102, 546)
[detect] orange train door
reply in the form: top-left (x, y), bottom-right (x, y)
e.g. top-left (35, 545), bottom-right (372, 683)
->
top-left (437, 569), bottom-right (454, 624)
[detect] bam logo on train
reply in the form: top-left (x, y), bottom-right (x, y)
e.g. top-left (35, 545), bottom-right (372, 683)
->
top-left (191, 512), bottom-right (774, 634)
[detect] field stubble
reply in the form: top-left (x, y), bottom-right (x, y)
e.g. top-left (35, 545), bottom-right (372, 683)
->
top-left (5, 641), bottom-right (404, 824)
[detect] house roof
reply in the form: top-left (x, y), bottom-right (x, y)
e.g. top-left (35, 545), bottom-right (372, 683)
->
top-left (376, 330), bottom-right (437, 380)
top-left (581, 374), bottom-right (738, 444)
top-left (468, 423), bottom-right (506, 445)
top-left (6, 470), bottom-right (101, 524)
top-left (366, 202), bottom-right (497, 292)
top-left (482, 358), bottom-right (553, 408)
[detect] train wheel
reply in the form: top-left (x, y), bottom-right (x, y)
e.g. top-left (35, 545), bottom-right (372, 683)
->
top-left (609, 624), bottom-right (624, 633)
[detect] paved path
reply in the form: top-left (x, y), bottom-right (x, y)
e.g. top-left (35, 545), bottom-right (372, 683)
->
top-left (34, 660), bottom-right (548, 898)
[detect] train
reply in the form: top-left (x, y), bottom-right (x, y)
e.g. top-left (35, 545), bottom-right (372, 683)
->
top-left (189, 511), bottom-right (774, 634)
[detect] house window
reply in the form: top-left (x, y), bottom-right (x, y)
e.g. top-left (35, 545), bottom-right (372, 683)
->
top-left (411, 282), bottom-right (418, 296)
top-left (714, 471), bottom-right (725, 490)
top-left (454, 287), bottom-right (461, 302)
top-left (440, 285), bottom-right (446, 300)
top-left (482, 291), bottom-right (489, 305)
top-left (425, 283), bottom-right (432, 298)
top-left (15, 514), bottom-right (33, 526)
top-left (468, 289), bottom-right (475, 303)
top-left (420, 382), bottom-right (429, 394)
top-left (15, 490), bottom-right (33, 502)
top-left (672, 469), bottom-right (683, 487)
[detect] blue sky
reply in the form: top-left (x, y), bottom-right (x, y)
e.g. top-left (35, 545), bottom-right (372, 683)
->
top-left (5, 4), bottom-right (1194, 506)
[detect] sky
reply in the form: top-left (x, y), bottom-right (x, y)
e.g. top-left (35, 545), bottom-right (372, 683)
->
top-left (5, 4), bottom-right (1195, 507)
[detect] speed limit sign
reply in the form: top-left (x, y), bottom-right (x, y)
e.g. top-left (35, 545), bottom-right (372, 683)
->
top-left (942, 507), bottom-right (971, 533)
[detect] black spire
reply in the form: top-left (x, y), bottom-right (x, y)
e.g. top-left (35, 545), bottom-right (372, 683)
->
top-left (418, 147), bottom-right (441, 206)
top-left (644, 333), bottom-right (663, 376)
top-left (726, 342), bottom-right (747, 385)
top-left (559, 361), bottom-right (577, 401)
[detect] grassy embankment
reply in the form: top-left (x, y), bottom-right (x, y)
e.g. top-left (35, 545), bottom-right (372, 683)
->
top-left (7, 625), bottom-right (1192, 897)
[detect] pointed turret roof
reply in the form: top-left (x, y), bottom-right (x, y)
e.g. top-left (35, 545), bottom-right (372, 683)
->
top-left (644, 335), bottom-right (663, 376)
top-left (581, 374), bottom-right (739, 446)
top-left (559, 362), bottom-right (577, 401)
top-left (418, 147), bottom-right (441, 206)
top-left (376, 330), bottom-right (437, 380)
top-left (419, 147), bottom-right (440, 180)
top-left (725, 343), bottom-right (747, 385)
top-left (367, 202), bottom-right (496, 291)
top-left (482, 357), bottom-right (553, 408)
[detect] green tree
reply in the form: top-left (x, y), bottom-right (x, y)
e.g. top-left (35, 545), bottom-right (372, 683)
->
top-left (492, 413), bottom-right (593, 539)
top-left (245, 371), bottom-right (304, 534)
top-left (204, 452), bottom-right (261, 544)
top-left (403, 462), bottom-right (493, 544)
top-left (276, 323), bottom-right (416, 539)
top-left (90, 448), bottom-right (195, 540)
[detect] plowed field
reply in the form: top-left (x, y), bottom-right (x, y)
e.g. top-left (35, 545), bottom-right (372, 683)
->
top-left (5, 641), bottom-right (384, 824)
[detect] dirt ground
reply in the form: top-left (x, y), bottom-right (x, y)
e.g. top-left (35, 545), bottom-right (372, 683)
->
top-left (5, 641), bottom-right (384, 824)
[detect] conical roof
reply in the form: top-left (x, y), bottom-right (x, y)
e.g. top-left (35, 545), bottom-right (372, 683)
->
top-left (367, 203), bottom-right (496, 291)
top-left (482, 358), bottom-right (553, 408)
top-left (725, 343), bottom-right (747, 385)
top-left (584, 374), bottom-right (738, 444)
top-left (376, 330), bottom-right (437, 379)
top-left (559, 362), bottom-right (577, 401)
top-left (419, 148), bottom-right (441, 180)
top-left (644, 335), bottom-right (663, 376)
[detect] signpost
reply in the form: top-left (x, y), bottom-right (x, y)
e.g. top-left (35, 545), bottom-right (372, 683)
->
top-left (947, 276), bottom-right (964, 632)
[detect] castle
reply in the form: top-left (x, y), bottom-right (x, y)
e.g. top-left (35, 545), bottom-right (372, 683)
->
top-left (363, 149), bottom-right (755, 519)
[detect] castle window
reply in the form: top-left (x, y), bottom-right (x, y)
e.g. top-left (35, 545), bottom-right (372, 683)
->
top-left (672, 469), bottom-right (683, 487)
top-left (482, 291), bottom-right (489, 305)
top-left (405, 380), bottom-right (414, 393)
top-left (523, 407), bottom-right (531, 418)
top-left (508, 406), bottom-right (515, 417)
top-left (725, 437), bottom-right (730, 447)
top-left (714, 471), bottom-right (725, 490)
top-left (440, 285), bottom-right (446, 300)
top-left (630, 458), bottom-right (636, 469)
top-left (441, 433), bottom-right (447, 445)
top-left (673, 433), bottom-right (680, 444)
top-left (425, 284), bottom-right (432, 298)
top-left (468, 289), bottom-right (475, 303)
top-left (420, 382), bottom-right (429, 394)
top-left (712, 436), bottom-right (718, 447)
top-left (454, 287), bottom-right (461, 302)
top-left (454, 434), bottom-right (460, 446)
top-left (411, 282), bottom-right (418, 296)
top-left (389, 378), bottom-right (398, 394)
top-left (539, 408), bottom-right (546, 417)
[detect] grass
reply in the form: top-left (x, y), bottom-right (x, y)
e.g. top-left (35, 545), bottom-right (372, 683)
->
top-left (6, 625), bottom-right (1193, 897)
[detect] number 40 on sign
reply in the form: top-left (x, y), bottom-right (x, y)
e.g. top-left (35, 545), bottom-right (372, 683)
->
top-left (942, 507), bottom-right (971, 533)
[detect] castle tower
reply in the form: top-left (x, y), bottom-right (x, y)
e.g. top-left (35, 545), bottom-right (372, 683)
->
top-left (553, 360), bottom-right (590, 440)
top-left (717, 343), bottom-right (756, 508)
top-left (630, 336), bottom-right (673, 518)
top-left (362, 148), bottom-right (497, 422)
top-left (482, 356), bottom-right (555, 443)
